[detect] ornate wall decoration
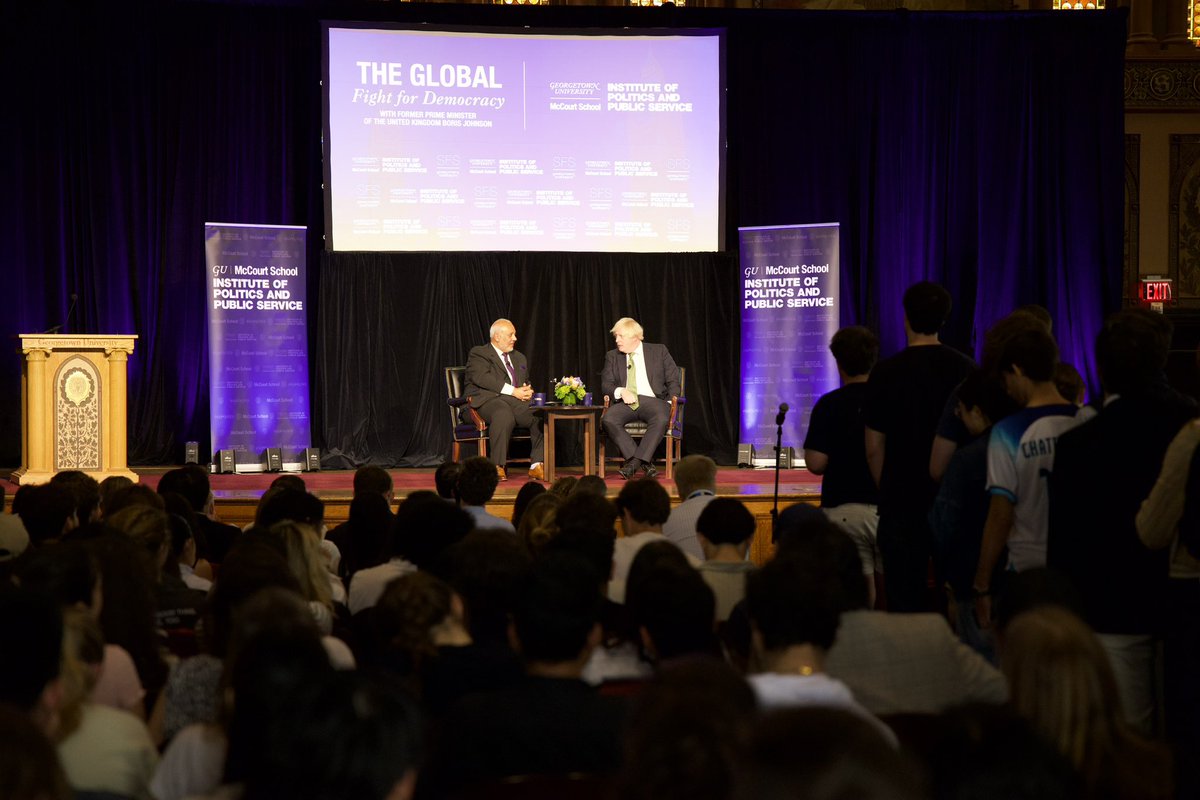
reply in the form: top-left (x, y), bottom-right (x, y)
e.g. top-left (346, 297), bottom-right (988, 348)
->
top-left (1125, 133), bottom-right (1141, 306)
top-left (55, 357), bottom-right (102, 470)
top-left (1170, 134), bottom-right (1200, 308)
top-left (1125, 62), bottom-right (1200, 111)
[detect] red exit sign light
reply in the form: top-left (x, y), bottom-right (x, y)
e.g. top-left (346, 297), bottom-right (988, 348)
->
top-left (1140, 279), bottom-right (1173, 303)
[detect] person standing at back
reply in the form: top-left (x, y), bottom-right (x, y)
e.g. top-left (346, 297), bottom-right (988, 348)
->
top-left (864, 281), bottom-right (974, 612)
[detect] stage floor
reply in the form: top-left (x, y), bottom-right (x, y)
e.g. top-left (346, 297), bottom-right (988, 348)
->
top-left (1, 466), bottom-right (823, 565)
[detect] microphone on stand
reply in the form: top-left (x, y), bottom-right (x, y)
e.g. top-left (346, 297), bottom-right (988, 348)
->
top-left (770, 400), bottom-right (791, 542)
top-left (44, 292), bottom-right (79, 334)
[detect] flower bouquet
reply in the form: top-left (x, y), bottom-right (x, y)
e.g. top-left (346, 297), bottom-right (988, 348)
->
top-left (554, 375), bottom-right (587, 406)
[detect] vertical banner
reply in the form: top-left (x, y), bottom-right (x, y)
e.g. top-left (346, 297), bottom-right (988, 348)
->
top-left (739, 223), bottom-right (840, 462)
top-left (205, 223), bottom-right (310, 470)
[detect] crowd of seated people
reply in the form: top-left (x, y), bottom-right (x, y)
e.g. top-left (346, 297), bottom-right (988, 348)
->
top-left (1, 296), bottom-right (1198, 800)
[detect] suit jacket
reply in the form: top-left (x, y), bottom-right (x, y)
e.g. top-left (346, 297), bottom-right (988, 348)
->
top-left (465, 344), bottom-right (529, 409)
top-left (824, 609), bottom-right (1007, 715)
top-left (601, 342), bottom-right (681, 402)
top-left (1047, 383), bottom-right (1198, 635)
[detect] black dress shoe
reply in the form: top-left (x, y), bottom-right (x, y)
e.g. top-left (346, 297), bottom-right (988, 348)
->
top-left (618, 458), bottom-right (640, 480)
top-left (641, 462), bottom-right (659, 479)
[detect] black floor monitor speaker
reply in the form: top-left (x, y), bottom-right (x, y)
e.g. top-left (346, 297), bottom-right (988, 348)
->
top-left (215, 449), bottom-right (237, 474)
top-left (184, 441), bottom-right (199, 465)
top-left (737, 443), bottom-right (756, 467)
top-left (263, 448), bottom-right (283, 473)
top-left (303, 447), bottom-right (321, 472)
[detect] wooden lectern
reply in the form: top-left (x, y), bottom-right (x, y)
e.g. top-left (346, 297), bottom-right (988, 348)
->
top-left (12, 334), bottom-right (139, 485)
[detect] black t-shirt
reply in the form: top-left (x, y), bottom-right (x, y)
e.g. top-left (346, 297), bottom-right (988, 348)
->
top-left (803, 382), bottom-right (879, 508)
top-left (864, 344), bottom-right (975, 517)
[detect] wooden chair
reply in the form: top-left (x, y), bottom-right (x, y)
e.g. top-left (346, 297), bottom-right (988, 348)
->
top-left (599, 367), bottom-right (686, 479)
top-left (445, 366), bottom-right (488, 461)
top-left (444, 365), bottom-right (532, 466)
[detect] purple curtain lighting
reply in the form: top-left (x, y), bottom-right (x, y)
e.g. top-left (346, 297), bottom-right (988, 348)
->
top-left (0, 4), bottom-right (1124, 466)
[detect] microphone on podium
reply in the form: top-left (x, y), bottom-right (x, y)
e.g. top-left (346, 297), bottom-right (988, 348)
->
top-left (44, 292), bottom-right (79, 335)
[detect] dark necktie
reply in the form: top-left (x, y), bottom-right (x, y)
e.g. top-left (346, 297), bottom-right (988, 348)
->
top-left (502, 352), bottom-right (516, 385)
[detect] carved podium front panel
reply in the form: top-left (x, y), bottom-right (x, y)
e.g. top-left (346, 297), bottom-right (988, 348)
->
top-left (13, 334), bottom-right (138, 485)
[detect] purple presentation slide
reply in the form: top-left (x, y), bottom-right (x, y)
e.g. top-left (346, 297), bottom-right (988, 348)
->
top-left (323, 26), bottom-right (724, 253)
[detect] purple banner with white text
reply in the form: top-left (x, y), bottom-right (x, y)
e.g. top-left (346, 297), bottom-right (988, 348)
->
top-left (739, 223), bottom-right (840, 461)
top-left (205, 223), bottom-right (310, 468)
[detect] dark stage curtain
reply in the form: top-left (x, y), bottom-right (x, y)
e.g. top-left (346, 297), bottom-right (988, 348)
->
top-left (316, 252), bottom-right (739, 467)
top-left (0, 3), bottom-right (1125, 467)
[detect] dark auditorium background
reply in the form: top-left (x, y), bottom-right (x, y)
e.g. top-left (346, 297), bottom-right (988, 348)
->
top-left (4, 0), bottom-right (1188, 469)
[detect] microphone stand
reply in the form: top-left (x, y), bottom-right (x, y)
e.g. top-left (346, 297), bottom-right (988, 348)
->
top-left (770, 405), bottom-right (787, 543)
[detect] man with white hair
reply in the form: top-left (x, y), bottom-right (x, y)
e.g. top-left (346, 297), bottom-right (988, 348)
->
top-left (601, 317), bottom-right (681, 480)
top-left (465, 318), bottom-right (545, 481)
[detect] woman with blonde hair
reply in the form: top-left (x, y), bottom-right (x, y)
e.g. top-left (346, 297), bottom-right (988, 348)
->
top-left (266, 520), bottom-right (336, 634)
top-left (1001, 606), bottom-right (1172, 799)
top-left (517, 492), bottom-right (564, 554)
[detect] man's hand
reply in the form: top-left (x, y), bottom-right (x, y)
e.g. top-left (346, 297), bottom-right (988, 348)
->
top-left (514, 384), bottom-right (534, 402)
top-left (621, 388), bottom-right (637, 404)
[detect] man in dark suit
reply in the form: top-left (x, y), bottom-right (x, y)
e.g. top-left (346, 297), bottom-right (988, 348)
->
top-left (601, 317), bottom-right (681, 479)
top-left (465, 318), bottom-right (544, 481)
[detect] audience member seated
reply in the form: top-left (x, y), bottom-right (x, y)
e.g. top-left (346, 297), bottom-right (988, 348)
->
top-left (256, 489), bottom-right (342, 589)
top-left (72, 530), bottom-right (170, 727)
top-left (266, 520), bottom-right (341, 635)
top-left (509, 480), bottom-right (547, 531)
top-left (434, 461), bottom-right (463, 501)
top-left (153, 588), bottom-right (339, 800)
top-left (738, 707), bottom-right (920, 800)
top-left (0, 585), bottom-right (65, 738)
top-left (55, 608), bottom-right (158, 800)
top-left (516, 492), bottom-right (563, 554)
top-left (157, 465), bottom-right (241, 565)
top-left (98, 476), bottom-right (134, 517)
top-left (347, 491), bottom-right (473, 615)
top-left (549, 476), bottom-right (579, 498)
top-left (419, 552), bottom-right (626, 796)
top-left (16, 543), bottom-right (147, 720)
top-left (371, 571), bottom-right (521, 719)
top-left (456, 456), bottom-right (515, 533)
top-left (0, 702), bottom-right (71, 800)
top-left (101, 483), bottom-right (165, 518)
top-left (774, 506), bottom-right (1006, 715)
top-left (13, 483), bottom-right (78, 547)
top-left (107, 505), bottom-right (206, 634)
top-left (1001, 606), bottom-right (1173, 800)
top-left (573, 474), bottom-right (607, 497)
top-left (615, 659), bottom-right (756, 800)
top-left (442, 530), bottom-right (533, 653)
top-left (625, 544), bottom-right (720, 667)
top-left (611, 478), bottom-right (700, 603)
top-left (916, 704), bottom-right (1078, 800)
top-left (694, 497), bottom-right (758, 622)
top-left (49, 470), bottom-right (102, 527)
top-left (160, 538), bottom-right (353, 743)
top-left (661, 454), bottom-right (718, 561)
top-left (743, 542), bottom-right (895, 744)
top-left (326, 466), bottom-right (395, 581)
top-left (240, 671), bottom-right (422, 800)
top-left (546, 498), bottom-right (646, 689)
top-left (0, 512), bottom-right (31, 582)
top-left (165, 510), bottom-right (212, 593)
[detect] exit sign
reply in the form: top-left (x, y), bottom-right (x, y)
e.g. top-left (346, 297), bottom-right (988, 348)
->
top-left (1140, 278), bottom-right (1173, 304)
